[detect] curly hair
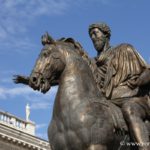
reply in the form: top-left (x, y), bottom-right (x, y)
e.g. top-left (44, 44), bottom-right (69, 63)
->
top-left (89, 22), bottom-right (111, 39)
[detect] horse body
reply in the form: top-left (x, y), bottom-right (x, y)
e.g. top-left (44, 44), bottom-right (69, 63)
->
top-left (15, 34), bottom-right (132, 150)
top-left (48, 51), bottom-right (114, 150)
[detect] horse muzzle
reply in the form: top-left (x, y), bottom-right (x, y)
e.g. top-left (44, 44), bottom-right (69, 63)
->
top-left (29, 72), bottom-right (51, 93)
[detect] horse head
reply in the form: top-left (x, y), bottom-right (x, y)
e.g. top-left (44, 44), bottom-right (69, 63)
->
top-left (29, 33), bottom-right (66, 93)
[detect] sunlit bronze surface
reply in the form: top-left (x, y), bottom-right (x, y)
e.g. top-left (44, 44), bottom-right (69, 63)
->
top-left (89, 23), bottom-right (150, 150)
top-left (14, 33), bottom-right (150, 150)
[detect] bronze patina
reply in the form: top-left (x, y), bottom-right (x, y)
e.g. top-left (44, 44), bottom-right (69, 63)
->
top-left (13, 33), bottom-right (127, 150)
top-left (89, 22), bottom-right (150, 150)
top-left (13, 27), bottom-right (150, 150)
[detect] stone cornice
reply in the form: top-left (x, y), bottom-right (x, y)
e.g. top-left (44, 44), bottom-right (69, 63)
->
top-left (0, 123), bottom-right (51, 150)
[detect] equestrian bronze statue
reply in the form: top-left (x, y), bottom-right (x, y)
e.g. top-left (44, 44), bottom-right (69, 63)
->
top-left (13, 32), bottom-right (150, 150)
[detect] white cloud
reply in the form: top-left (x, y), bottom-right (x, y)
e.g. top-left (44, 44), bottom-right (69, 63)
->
top-left (36, 123), bottom-right (47, 130)
top-left (0, 0), bottom-right (109, 38)
top-left (0, 88), bottom-right (6, 99)
top-left (0, 86), bottom-right (35, 99)
top-left (0, 78), bottom-right (12, 84)
top-left (0, 69), bottom-right (58, 111)
top-left (0, 85), bottom-right (57, 100)
top-left (30, 102), bottom-right (51, 110)
top-left (0, 0), bottom-right (69, 35)
top-left (0, 0), bottom-right (111, 53)
top-left (0, 71), bottom-right (24, 86)
top-left (0, 0), bottom-right (69, 52)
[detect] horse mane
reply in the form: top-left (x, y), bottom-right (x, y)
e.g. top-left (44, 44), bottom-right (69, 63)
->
top-left (58, 37), bottom-right (88, 57)
top-left (58, 37), bottom-right (100, 90)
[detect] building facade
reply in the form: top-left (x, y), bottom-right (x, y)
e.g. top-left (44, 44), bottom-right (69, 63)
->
top-left (0, 110), bottom-right (51, 150)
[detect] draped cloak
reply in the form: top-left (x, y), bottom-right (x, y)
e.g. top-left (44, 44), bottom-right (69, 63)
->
top-left (96, 43), bottom-right (148, 100)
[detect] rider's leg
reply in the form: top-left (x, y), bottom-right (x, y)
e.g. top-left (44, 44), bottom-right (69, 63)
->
top-left (122, 98), bottom-right (150, 150)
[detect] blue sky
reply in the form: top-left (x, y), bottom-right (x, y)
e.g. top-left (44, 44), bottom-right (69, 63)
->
top-left (0, 0), bottom-right (150, 140)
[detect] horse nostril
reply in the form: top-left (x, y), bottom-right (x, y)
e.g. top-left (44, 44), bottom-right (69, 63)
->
top-left (32, 77), bottom-right (37, 83)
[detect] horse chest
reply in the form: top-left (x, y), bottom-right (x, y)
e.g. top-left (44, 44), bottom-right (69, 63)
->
top-left (49, 100), bottom-right (112, 150)
top-left (53, 98), bottom-right (97, 132)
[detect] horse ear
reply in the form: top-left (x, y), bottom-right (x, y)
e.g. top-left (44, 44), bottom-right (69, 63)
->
top-left (65, 38), bottom-right (75, 43)
top-left (41, 32), bottom-right (55, 45)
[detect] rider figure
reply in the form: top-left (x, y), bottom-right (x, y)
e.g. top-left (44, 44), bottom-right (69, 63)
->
top-left (89, 22), bottom-right (150, 150)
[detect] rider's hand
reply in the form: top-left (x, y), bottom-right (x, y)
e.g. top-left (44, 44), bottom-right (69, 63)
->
top-left (13, 75), bottom-right (29, 85)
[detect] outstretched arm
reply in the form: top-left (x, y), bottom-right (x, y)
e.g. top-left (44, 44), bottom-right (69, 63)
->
top-left (13, 75), bottom-right (29, 85)
top-left (13, 75), bottom-right (59, 86)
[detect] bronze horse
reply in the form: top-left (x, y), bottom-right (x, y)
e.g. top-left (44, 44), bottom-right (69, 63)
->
top-left (14, 34), bottom-right (134, 150)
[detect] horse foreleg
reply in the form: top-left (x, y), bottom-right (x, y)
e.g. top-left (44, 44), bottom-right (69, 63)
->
top-left (87, 144), bottom-right (107, 150)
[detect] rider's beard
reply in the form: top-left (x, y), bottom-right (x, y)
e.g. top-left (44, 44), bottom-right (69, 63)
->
top-left (93, 38), bottom-right (105, 53)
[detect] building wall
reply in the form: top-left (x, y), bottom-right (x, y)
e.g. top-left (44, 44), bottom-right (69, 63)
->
top-left (0, 140), bottom-right (29, 150)
top-left (0, 110), bottom-right (51, 150)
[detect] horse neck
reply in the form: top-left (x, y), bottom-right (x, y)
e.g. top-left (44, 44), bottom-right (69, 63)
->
top-left (58, 54), bottom-right (101, 100)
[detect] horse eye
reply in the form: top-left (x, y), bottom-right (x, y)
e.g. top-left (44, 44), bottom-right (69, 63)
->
top-left (42, 52), bottom-right (47, 57)
top-left (42, 51), bottom-right (50, 57)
